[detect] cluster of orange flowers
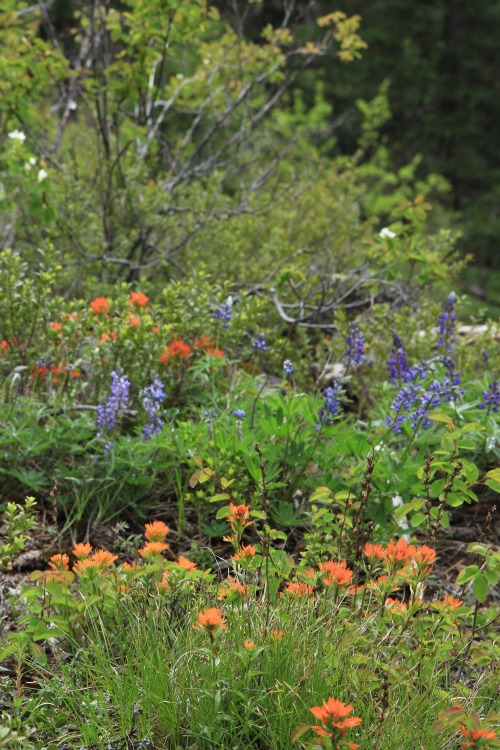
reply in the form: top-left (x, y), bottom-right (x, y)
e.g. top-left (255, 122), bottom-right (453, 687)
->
top-left (309, 697), bottom-right (362, 748)
top-left (159, 336), bottom-right (224, 365)
top-left (460, 727), bottom-right (497, 749)
top-left (365, 538), bottom-right (437, 576)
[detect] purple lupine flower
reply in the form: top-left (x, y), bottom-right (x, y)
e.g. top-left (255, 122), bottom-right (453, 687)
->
top-left (252, 333), bottom-right (268, 352)
top-left (203, 409), bottom-right (218, 423)
top-left (214, 297), bottom-right (232, 328)
top-left (232, 409), bottom-right (246, 420)
top-left (388, 334), bottom-right (409, 384)
top-left (437, 291), bottom-right (457, 352)
top-left (97, 370), bottom-right (131, 441)
top-left (385, 373), bottom-right (461, 434)
top-left (344, 324), bottom-right (366, 368)
top-left (283, 359), bottom-right (294, 376)
top-left (478, 380), bottom-right (499, 416)
top-left (141, 378), bottom-right (166, 440)
top-left (315, 382), bottom-right (343, 429)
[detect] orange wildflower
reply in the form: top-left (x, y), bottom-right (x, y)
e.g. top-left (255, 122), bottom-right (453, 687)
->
top-left (193, 336), bottom-right (224, 357)
top-left (144, 521), bottom-right (170, 542)
top-left (318, 560), bottom-right (353, 588)
top-left (90, 297), bottom-right (110, 314)
top-left (385, 598), bottom-right (408, 617)
top-left (1, 340), bottom-right (8, 350)
top-left (460, 727), bottom-right (497, 749)
top-left (194, 607), bottom-right (226, 633)
top-left (74, 549), bottom-right (117, 573)
top-left (226, 503), bottom-right (252, 528)
top-left (159, 341), bottom-right (191, 364)
top-left (50, 321), bottom-right (62, 331)
top-left (244, 640), bottom-right (255, 649)
top-left (432, 595), bottom-right (464, 613)
top-left (218, 576), bottom-right (248, 599)
top-left (175, 555), bottom-right (197, 571)
top-left (151, 326), bottom-right (159, 334)
top-left (270, 629), bottom-right (283, 640)
top-left (384, 538), bottom-right (416, 570)
top-left (364, 542), bottom-right (386, 563)
top-left (129, 291), bottom-right (149, 307)
top-left (128, 315), bottom-right (141, 327)
top-left (281, 582), bottom-right (314, 598)
top-left (231, 544), bottom-right (257, 562)
top-left (72, 542), bottom-right (93, 559)
top-left (412, 545), bottom-right (437, 575)
top-left (310, 697), bottom-right (362, 741)
top-left (138, 541), bottom-right (169, 558)
top-left (48, 553), bottom-right (70, 571)
top-left (100, 331), bottom-right (117, 342)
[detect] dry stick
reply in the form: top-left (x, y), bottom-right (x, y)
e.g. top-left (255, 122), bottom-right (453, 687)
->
top-left (429, 460), bottom-right (463, 546)
top-left (422, 452), bottom-right (435, 545)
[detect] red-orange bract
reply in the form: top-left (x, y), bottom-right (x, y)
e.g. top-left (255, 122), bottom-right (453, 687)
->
top-left (159, 341), bottom-right (191, 363)
top-left (90, 297), bottom-right (110, 314)
top-left (460, 726), bottom-right (497, 749)
top-left (129, 291), bottom-right (149, 307)
top-left (310, 697), bottom-right (362, 744)
top-left (194, 607), bottom-right (226, 633)
top-left (144, 521), bottom-right (169, 542)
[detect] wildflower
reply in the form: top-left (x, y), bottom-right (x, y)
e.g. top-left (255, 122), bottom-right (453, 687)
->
top-left (90, 297), bottom-right (110, 314)
top-left (50, 321), bottom-right (62, 332)
top-left (203, 408), bottom-right (218, 423)
top-left (1, 340), bottom-right (8, 350)
top-left (72, 543), bottom-right (93, 559)
top-left (283, 359), bottom-right (294, 376)
top-left (100, 331), bottom-right (117, 342)
top-left (384, 538), bottom-right (416, 571)
top-left (412, 545), bottom-right (436, 575)
top-left (478, 380), bottom-right (499, 416)
top-left (388, 334), bottom-right (410, 384)
top-left (194, 607), bottom-right (226, 633)
top-left (48, 553), bottom-right (70, 571)
top-left (159, 340), bottom-right (191, 364)
top-left (152, 326), bottom-right (159, 334)
top-left (318, 560), bottom-right (353, 589)
top-left (194, 336), bottom-right (224, 357)
top-left (244, 640), bottom-right (255, 649)
top-left (460, 727), bottom-right (497, 749)
top-left (310, 697), bottom-right (362, 742)
top-left (144, 521), bottom-right (169, 542)
top-left (128, 315), bottom-right (141, 327)
top-left (8, 129), bottom-right (26, 142)
top-left (270, 629), bottom-right (283, 640)
top-left (344, 323), bottom-right (367, 368)
top-left (281, 582), bottom-right (314, 598)
top-left (232, 409), bottom-right (246, 420)
top-left (141, 378), bottom-right (166, 440)
top-left (379, 227), bottom-right (396, 239)
top-left (252, 333), bottom-right (268, 352)
top-left (214, 298), bottom-right (232, 327)
top-left (438, 291), bottom-right (457, 353)
top-left (138, 541), bottom-right (169, 558)
top-left (364, 542), bottom-right (386, 564)
top-left (175, 555), bottom-right (197, 571)
top-left (97, 370), bottom-right (130, 443)
top-left (315, 381), bottom-right (343, 429)
top-left (232, 544), bottom-right (257, 562)
top-left (432, 595), bottom-right (464, 613)
top-left (218, 576), bottom-right (248, 599)
top-left (74, 549), bottom-right (117, 572)
top-left (226, 503), bottom-right (252, 528)
top-left (129, 291), bottom-right (149, 307)
top-left (37, 168), bottom-right (48, 182)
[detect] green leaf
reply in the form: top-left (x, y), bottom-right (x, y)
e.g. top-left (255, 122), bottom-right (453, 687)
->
top-left (215, 505), bottom-right (231, 520)
top-left (250, 510), bottom-right (267, 520)
top-left (429, 412), bottom-right (454, 426)
top-left (472, 574), bottom-right (489, 603)
top-left (309, 487), bottom-right (332, 504)
top-left (456, 565), bottom-right (480, 584)
top-left (210, 493), bottom-right (230, 503)
top-left (410, 511), bottom-right (426, 527)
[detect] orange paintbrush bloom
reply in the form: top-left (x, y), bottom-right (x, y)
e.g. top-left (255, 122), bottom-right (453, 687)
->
top-left (175, 555), bottom-right (197, 571)
top-left (231, 544), bottom-right (257, 562)
top-left (318, 560), bottom-right (353, 588)
top-left (432, 595), bottom-right (464, 612)
top-left (310, 697), bottom-right (362, 741)
top-left (72, 542), bottom-right (93, 559)
top-left (48, 553), bottom-right (70, 571)
top-left (138, 541), bottom-right (169, 558)
top-left (129, 291), bottom-right (149, 307)
top-left (281, 582), bottom-right (314, 598)
top-left (194, 607), bottom-right (226, 633)
top-left (364, 542), bottom-right (386, 563)
top-left (90, 297), bottom-right (110, 314)
top-left (460, 727), bottom-right (497, 749)
top-left (144, 521), bottom-right (170, 542)
top-left (226, 503), bottom-right (253, 528)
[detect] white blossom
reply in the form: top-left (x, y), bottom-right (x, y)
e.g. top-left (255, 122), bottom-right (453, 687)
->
top-left (8, 129), bottom-right (26, 143)
top-left (379, 227), bottom-right (397, 239)
top-left (37, 168), bottom-right (48, 183)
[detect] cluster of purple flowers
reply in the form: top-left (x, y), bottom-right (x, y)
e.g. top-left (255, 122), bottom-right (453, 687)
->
top-left (388, 334), bottom-right (410, 384)
top-left (283, 359), bottom-right (294, 376)
top-left (97, 370), bottom-right (131, 451)
top-left (385, 376), bottom-right (457, 433)
top-left (141, 378), bottom-right (166, 440)
top-left (214, 300), bottom-right (232, 328)
top-left (344, 324), bottom-right (366, 368)
top-left (203, 408), bottom-right (218, 423)
top-left (315, 381), bottom-right (343, 430)
top-left (478, 380), bottom-right (499, 416)
top-left (232, 409), bottom-right (246, 420)
top-left (252, 333), bottom-right (268, 352)
top-left (437, 291), bottom-right (457, 352)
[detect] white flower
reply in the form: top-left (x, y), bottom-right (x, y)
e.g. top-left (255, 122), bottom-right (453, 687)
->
top-left (8, 129), bottom-right (26, 143)
top-left (37, 168), bottom-right (48, 183)
top-left (379, 227), bottom-right (396, 239)
top-left (29, 157), bottom-right (37, 165)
